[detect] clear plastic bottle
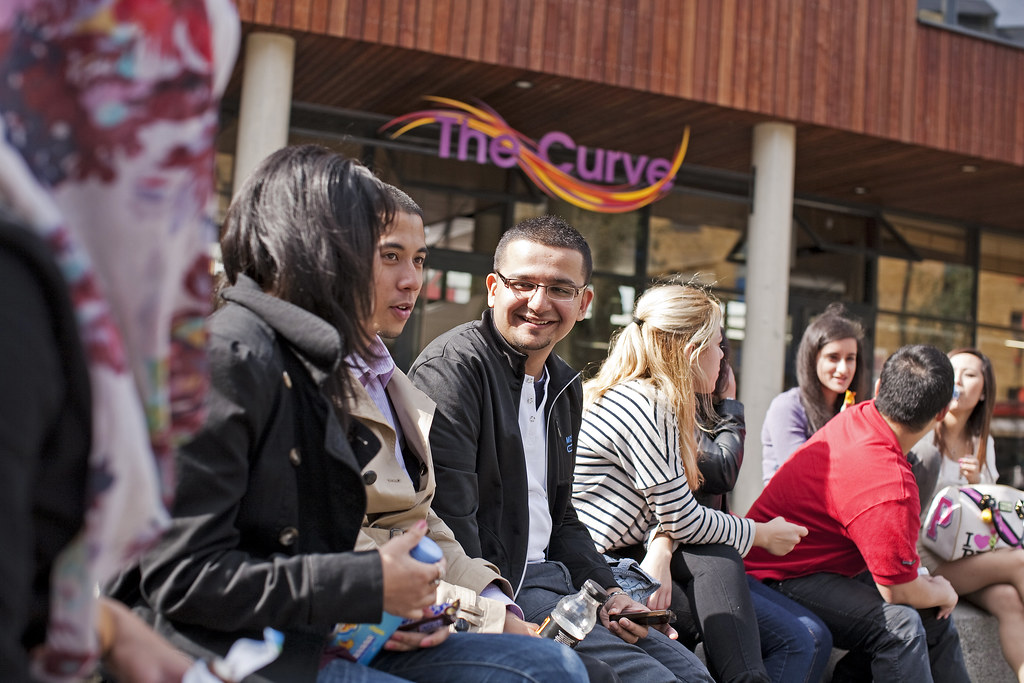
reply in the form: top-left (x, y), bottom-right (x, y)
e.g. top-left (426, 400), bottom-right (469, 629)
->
top-left (536, 578), bottom-right (607, 648)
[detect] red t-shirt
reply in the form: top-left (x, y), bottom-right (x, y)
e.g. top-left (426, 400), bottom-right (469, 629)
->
top-left (745, 401), bottom-right (921, 586)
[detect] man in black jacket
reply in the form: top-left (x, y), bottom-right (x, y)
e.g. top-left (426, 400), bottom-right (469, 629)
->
top-left (410, 215), bottom-right (712, 683)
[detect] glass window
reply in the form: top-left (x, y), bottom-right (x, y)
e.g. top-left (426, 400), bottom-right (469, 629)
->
top-left (884, 215), bottom-right (970, 264)
top-left (371, 149), bottom-right (526, 255)
top-left (568, 274), bottom-right (637, 375)
top-left (878, 216), bottom-right (973, 321)
top-left (720, 296), bottom-right (746, 391)
top-left (877, 257), bottom-right (974, 320)
top-left (917, 0), bottom-right (1024, 47)
top-left (646, 192), bottom-right (746, 288)
top-left (873, 312), bottom-right (972, 375)
top-left (417, 268), bottom-right (490, 348)
top-left (543, 199), bottom-right (641, 277)
top-left (976, 325), bottom-right (1024, 487)
top-left (979, 232), bottom-right (1024, 327)
top-left (790, 206), bottom-right (872, 304)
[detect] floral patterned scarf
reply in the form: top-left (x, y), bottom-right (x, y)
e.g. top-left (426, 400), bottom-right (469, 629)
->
top-left (0, 1), bottom-right (238, 678)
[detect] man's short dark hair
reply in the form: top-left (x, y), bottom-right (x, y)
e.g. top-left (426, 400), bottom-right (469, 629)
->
top-left (385, 184), bottom-right (423, 218)
top-left (493, 215), bottom-right (593, 283)
top-left (874, 344), bottom-right (954, 431)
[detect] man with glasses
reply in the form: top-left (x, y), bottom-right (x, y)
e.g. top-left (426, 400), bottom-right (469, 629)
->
top-left (409, 215), bottom-right (713, 683)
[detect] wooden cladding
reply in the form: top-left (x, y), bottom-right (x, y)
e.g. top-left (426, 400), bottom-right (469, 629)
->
top-left (237, 0), bottom-right (1024, 166)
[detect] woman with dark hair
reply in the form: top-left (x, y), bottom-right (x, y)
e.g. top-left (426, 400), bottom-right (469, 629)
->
top-left (217, 143), bottom-right (386, 389)
top-left (912, 349), bottom-right (1024, 681)
top-left (136, 145), bottom-right (588, 683)
top-left (761, 303), bottom-right (867, 483)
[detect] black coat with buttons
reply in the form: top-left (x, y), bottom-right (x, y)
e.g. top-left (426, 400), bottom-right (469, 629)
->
top-left (138, 276), bottom-right (382, 681)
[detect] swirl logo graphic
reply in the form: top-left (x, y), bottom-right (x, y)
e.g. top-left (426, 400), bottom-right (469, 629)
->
top-left (381, 97), bottom-right (689, 214)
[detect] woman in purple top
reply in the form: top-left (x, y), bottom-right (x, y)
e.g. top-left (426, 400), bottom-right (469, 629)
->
top-left (761, 303), bottom-right (867, 483)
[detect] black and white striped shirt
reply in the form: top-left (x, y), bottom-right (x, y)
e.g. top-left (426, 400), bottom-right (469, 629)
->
top-left (574, 380), bottom-right (755, 555)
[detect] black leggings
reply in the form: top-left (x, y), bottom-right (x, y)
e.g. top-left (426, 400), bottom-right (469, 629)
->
top-left (671, 544), bottom-right (769, 683)
top-left (615, 543), bottom-right (769, 683)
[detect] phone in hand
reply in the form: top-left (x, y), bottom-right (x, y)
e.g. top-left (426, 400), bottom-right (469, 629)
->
top-left (396, 600), bottom-right (460, 633)
top-left (607, 609), bottom-right (675, 626)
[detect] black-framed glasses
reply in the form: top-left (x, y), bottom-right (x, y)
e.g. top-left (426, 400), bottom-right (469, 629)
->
top-left (493, 271), bottom-right (586, 302)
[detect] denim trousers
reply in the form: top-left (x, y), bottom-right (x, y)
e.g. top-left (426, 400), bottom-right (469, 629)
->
top-left (513, 560), bottom-right (714, 683)
top-left (747, 576), bottom-right (832, 683)
top-left (317, 631), bottom-right (588, 683)
top-left (768, 571), bottom-right (970, 683)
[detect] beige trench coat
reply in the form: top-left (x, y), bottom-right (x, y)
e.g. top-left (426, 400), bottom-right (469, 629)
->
top-left (348, 366), bottom-right (510, 632)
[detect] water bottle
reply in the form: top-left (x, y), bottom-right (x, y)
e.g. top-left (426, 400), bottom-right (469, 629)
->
top-left (536, 578), bottom-right (607, 648)
top-left (328, 535), bottom-right (443, 664)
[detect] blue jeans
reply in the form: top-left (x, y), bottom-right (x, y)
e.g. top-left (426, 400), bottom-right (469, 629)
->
top-left (317, 631), bottom-right (588, 683)
top-left (515, 561), bottom-right (713, 683)
top-left (747, 576), bottom-right (832, 683)
top-left (768, 571), bottom-right (970, 683)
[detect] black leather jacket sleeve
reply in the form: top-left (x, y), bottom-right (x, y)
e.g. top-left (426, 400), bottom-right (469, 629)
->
top-left (695, 398), bottom-right (745, 510)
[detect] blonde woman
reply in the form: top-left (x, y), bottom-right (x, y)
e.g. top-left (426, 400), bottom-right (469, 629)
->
top-left (573, 283), bottom-right (830, 683)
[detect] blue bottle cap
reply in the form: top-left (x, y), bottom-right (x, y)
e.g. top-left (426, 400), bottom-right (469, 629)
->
top-left (410, 535), bottom-right (443, 564)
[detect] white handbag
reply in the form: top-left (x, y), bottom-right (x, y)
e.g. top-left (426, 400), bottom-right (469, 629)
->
top-left (921, 484), bottom-right (1024, 562)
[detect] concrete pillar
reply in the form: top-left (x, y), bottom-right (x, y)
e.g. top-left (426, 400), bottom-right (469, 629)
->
top-left (232, 32), bottom-right (295, 196)
top-left (733, 122), bottom-right (796, 515)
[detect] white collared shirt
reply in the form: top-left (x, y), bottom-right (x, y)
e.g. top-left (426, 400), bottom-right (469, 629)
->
top-left (520, 371), bottom-right (552, 563)
top-left (347, 337), bottom-right (408, 479)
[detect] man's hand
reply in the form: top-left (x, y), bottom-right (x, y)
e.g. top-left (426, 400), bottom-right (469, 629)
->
top-left (753, 516), bottom-right (807, 556)
top-left (877, 573), bottom-right (959, 618)
top-left (600, 591), bottom-right (679, 644)
top-left (384, 608), bottom-right (452, 652)
top-left (379, 521), bottom-right (443, 618)
top-left (500, 611), bottom-right (540, 636)
top-left (929, 575), bottom-right (959, 619)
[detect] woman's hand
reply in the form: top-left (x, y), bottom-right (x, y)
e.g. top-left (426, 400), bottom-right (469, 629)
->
top-left (97, 597), bottom-right (194, 683)
top-left (717, 364), bottom-right (737, 401)
top-left (640, 535), bottom-right (674, 610)
top-left (753, 516), bottom-right (807, 556)
top-left (958, 456), bottom-right (982, 484)
top-left (379, 521), bottom-right (443, 618)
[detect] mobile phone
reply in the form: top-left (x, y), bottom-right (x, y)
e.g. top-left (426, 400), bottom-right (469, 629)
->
top-left (396, 600), bottom-right (460, 633)
top-left (608, 609), bottom-right (675, 625)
